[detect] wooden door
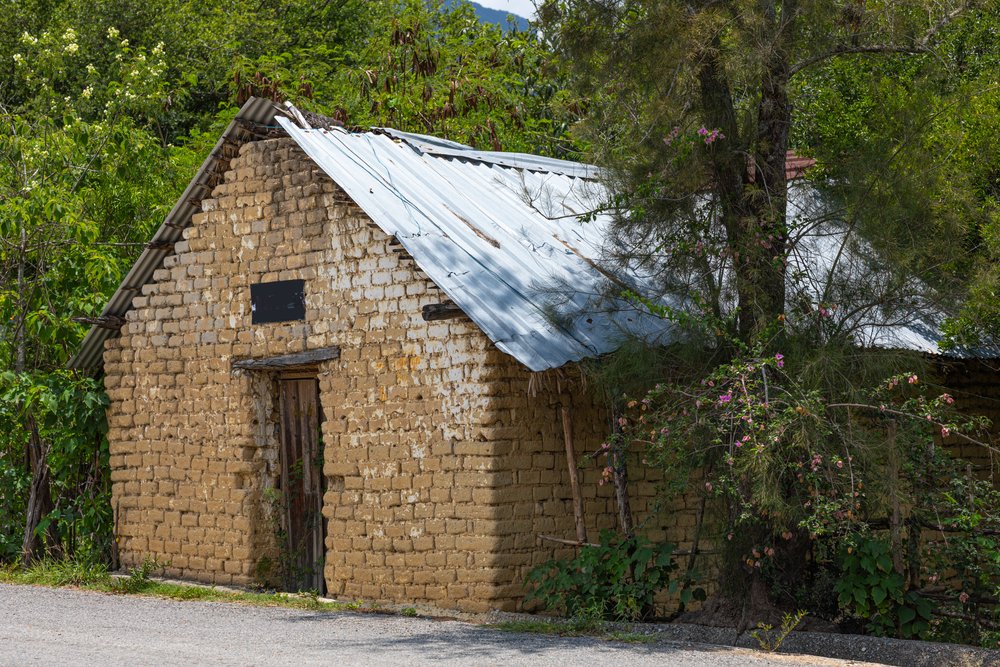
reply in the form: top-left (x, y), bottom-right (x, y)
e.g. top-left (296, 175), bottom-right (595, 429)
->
top-left (278, 376), bottom-right (325, 593)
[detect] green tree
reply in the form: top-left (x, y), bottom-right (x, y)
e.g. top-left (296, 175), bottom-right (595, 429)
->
top-left (0, 25), bottom-right (178, 562)
top-left (539, 0), bottom-right (980, 341)
top-left (233, 0), bottom-right (578, 156)
top-left (537, 0), bottom-right (997, 629)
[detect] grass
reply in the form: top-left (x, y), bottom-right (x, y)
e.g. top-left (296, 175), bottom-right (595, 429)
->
top-left (2, 559), bottom-right (653, 643)
top-left (0, 558), bottom-right (364, 613)
top-left (491, 618), bottom-right (659, 644)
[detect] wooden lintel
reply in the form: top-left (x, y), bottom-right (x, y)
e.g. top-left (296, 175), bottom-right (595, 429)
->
top-left (422, 302), bottom-right (465, 321)
top-left (232, 346), bottom-right (341, 371)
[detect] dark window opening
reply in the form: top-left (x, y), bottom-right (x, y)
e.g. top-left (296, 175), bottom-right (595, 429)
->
top-left (251, 279), bottom-right (306, 324)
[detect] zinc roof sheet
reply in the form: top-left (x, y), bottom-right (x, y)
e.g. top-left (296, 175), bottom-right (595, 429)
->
top-left (277, 117), bottom-right (673, 371)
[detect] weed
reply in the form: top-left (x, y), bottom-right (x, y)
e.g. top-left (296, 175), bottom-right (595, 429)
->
top-left (13, 559), bottom-right (109, 587)
top-left (526, 531), bottom-right (702, 622)
top-left (493, 619), bottom-right (582, 636)
top-left (750, 610), bottom-right (807, 652)
top-left (110, 556), bottom-right (158, 594)
top-left (401, 607), bottom-right (419, 617)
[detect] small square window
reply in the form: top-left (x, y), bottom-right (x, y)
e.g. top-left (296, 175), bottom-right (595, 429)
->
top-left (251, 280), bottom-right (306, 324)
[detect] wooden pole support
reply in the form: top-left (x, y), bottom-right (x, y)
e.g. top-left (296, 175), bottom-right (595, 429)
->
top-left (560, 403), bottom-right (588, 544)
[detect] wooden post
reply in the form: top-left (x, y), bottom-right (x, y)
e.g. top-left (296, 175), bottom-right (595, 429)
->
top-left (560, 404), bottom-right (588, 544)
top-left (888, 420), bottom-right (904, 575)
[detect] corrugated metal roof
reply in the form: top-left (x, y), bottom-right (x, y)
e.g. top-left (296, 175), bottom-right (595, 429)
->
top-left (277, 118), bottom-right (673, 371)
top-left (71, 97), bottom-right (996, 372)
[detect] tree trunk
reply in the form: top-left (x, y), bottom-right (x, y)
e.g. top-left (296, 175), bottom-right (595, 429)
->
top-left (22, 418), bottom-right (56, 563)
top-left (610, 409), bottom-right (635, 539)
top-left (699, 2), bottom-right (796, 340)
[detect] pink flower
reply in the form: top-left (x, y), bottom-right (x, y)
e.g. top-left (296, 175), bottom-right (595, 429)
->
top-left (774, 353), bottom-right (784, 368)
top-left (960, 592), bottom-right (970, 604)
top-left (836, 460), bottom-right (844, 469)
top-left (941, 427), bottom-right (951, 438)
top-left (705, 482), bottom-right (713, 493)
top-left (942, 393), bottom-right (955, 405)
top-left (908, 374), bottom-right (919, 384)
top-left (719, 392), bottom-right (733, 404)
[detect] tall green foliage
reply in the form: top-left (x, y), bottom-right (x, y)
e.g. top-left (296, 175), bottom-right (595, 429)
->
top-left (533, 0), bottom-right (1000, 637)
top-left (0, 25), bottom-right (180, 562)
top-left (234, 0), bottom-right (577, 156)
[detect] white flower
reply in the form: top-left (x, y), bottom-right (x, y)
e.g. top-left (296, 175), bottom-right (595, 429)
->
top-left (62, 28), bottom-right (77, 42)
top-left (12, 53), bottom-right (22, 65)
top-left (152, 41), bottom-right (164, 56)
top-left (107, 26), bottom-right (119, 39)
top-left (120, 38), bottom-right (128, 47)
top-left (86, 63), bottom-right (97, 75)
top-left (20, 31), bottom-right (38, 45)
top-left (65, 42), bottom-right (79, 54)
top-left (82, 86), bottom-right (92, 99)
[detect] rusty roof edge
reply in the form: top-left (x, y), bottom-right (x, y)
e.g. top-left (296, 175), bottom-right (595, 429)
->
top-left (69, 97), bottom-right (287, 371)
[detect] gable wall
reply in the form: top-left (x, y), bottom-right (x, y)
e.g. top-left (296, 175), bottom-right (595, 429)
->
top-left (102, 137), bottom-right (704, 611)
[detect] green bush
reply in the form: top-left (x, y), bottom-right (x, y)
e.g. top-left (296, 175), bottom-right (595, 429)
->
top-left (525, 531), bottom-right (703, 621)
top-left (835, 536), bottom-right (932, 638)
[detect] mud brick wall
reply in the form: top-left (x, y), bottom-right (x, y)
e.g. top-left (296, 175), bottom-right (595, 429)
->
top-left (936, 358), bottom-right (1000, 477)
top-left (103, 136), bottom-right (706, 611)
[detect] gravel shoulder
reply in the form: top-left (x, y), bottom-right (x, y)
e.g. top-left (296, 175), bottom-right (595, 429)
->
top-left (2, 583), bottom-right (876, 667)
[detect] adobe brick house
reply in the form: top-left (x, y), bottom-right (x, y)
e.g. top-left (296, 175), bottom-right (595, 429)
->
top-left (71, 99), bottom-right (678, 611)
top-left (72, 99), bottom-right (999, 612)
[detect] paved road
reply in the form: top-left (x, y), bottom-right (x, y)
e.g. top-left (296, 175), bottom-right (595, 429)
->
top-left (0, 584), bottom-right (871, 666)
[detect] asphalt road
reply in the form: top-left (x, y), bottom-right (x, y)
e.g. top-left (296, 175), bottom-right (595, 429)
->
top-left (0, 583), bottom-right (872, 666)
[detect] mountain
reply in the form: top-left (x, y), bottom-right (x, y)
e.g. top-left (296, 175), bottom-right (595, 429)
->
top-left (443, 1), bottom-right (531, 32)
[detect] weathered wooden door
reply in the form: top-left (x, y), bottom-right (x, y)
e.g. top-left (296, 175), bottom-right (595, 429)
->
top-left (278, 375), bottom-right (325, 593)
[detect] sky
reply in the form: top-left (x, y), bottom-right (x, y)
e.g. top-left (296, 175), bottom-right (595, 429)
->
top-left (474, 0), bottom-right (536, 19)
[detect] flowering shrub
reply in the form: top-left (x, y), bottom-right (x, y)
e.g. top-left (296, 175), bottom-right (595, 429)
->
top-left (588, 338), bottom-right (998, 640)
